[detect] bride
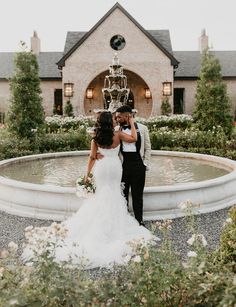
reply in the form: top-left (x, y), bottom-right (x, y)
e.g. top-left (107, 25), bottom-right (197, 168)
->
top-left (22, 111), bottom-right (156, 268)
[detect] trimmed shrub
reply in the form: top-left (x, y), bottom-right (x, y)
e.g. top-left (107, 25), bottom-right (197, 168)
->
top-left (7, 45), bottom-right (45, 140)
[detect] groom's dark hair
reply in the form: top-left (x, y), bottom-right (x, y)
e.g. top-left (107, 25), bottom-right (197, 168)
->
top-left (116, 105), bottom-right (132, 113)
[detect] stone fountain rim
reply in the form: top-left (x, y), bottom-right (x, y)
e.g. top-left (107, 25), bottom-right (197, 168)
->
top-left (0, 150), bottom-right (235, 194)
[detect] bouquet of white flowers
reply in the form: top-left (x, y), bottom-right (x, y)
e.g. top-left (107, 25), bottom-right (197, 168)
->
top-left (76, 173), bottom-right (96, 198)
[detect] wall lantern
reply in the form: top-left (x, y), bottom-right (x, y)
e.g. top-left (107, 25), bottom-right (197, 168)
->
top-left (145, 88), bottom-right (152, 99)
top-left (86, 88), bottom-right (93, 99)
top-left (64, 82), bottom-right (74, 98)
top-left (162, 82), bottom-right (172, 96)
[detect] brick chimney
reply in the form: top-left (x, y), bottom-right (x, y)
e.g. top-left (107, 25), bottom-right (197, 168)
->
top-left (199, 29), bottom-right (208, 53)
top-left (31, 31), bottom-right (41, 54)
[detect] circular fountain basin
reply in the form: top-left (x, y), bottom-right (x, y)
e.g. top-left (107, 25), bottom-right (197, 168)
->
top-left (0, 150), bottom-right (236, 220)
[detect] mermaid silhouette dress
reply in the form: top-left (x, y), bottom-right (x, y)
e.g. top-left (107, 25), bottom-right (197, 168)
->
top-left (22, 145), bottom-right (156, 268)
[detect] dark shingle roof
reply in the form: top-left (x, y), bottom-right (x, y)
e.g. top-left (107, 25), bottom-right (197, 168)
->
top-left (37, 52), bottom-right (63, 78)
top-left (0, 53), bottom-right (15, 79)
top-left (63, 30), bottom-right (173, 55)
top-left (0, 52), bottom-right (63, 79)
top-left (1, 49), bottom-right (236, 80)
top-left (148, 30), bottom-right (173, 54)
top-left (64, 32), bottom-right (86, 54)
top-left (174, 51), bottom-right (236, 78)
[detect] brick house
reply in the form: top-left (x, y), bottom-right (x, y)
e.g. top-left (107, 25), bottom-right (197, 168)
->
top-left (0, 2), bottom-right (236, 120)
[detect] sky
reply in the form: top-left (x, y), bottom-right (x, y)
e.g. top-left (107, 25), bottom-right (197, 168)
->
top-left (1, 0), bottom-right (236, 52)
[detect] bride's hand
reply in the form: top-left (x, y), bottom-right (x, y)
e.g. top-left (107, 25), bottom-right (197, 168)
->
top-left (84, 175), bottom-right (89, 183)
top-left (128, 114), bottom-right (135, 125)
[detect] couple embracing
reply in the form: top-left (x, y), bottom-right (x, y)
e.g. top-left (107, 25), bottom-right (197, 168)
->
top-left (91, 105), bottom-right (151, 226)
top-left (22, 105), bottom-right (156, 268)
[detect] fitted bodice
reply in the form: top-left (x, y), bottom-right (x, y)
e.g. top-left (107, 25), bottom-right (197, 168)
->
top-left (98, 145), bottom-right (120, 157)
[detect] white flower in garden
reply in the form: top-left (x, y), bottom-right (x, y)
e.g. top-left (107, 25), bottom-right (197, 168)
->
top-left (187, 234), bottom-right (196, 246)
top-left (132, 255), bottom-right (141, 263)
top-left (0, 249), bottom-right (9, 258)
top-left (233, 275), bottom-right (236, 286)
top-left (143, 250), bottom-right (149, 260)
top-left (25, 225), bottom-right (34, 232)
top-left (123, 255), bottom-right (131, 263)
top-left (178, 201), bottom-right (188, 210)
top-left (8, 299), bottom-right (19, 306)
top-left (200, 235), bottom-right (208, 247)
top-left (225, 218), bottom-right (232, 224)
top-left (187, 251), bottom-right (197, 258)
top-left (198, 261), bottom-right (205, 273)
top-left (187, 234), bottom-right (207, 247)
top-left (141, 297), bottom-right (148, 304)
top-left (182, 261), bottom-right (189, 269)
top-left (0, 267), bottom-right (4, 278)
top-left (8, 241), bottom-right (18, 252)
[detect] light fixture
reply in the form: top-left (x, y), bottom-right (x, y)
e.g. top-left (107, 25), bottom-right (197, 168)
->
top-left (86, 88), bottom-right (93, 99)
top-left (162, 82), bottom-right (172, 96)
top-left (64, 82), bottom-right (74, 98)
top-left (145, 88), bottom-right (151, 99)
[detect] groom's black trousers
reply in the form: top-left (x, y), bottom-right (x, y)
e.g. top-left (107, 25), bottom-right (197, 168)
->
top-left (121, 152), bottom-right (146, 224)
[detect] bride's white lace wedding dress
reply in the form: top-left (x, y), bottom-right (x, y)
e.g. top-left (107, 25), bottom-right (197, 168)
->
top-left (22, 145), bottom-right (156, 268)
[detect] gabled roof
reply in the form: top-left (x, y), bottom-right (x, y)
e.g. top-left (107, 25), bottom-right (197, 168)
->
top-left (0, 52), bottom-right (63, 79)
top-left (63, 29), bottom-right (173, 57)
top-left (57, 2), bottom-right (179, 68)
top-left (174, 51), bottom-right (236, 78)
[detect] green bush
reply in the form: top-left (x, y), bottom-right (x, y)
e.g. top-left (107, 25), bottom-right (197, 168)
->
top-left (193, 49), bottom-right (233, 136)
top-left (64, 100), bottom-right (74, 117)
top-left (217, 205), bottom-right (236, 267)
top-left (136, 114), bottom-right (193, 131)
top-left (7, 46), bottom-right (45, 140)
top-left (0, 128), bottom-right (90, 160)
top-left (150, 126), bottom-right (227, 150)
top-left (45, 115), bottom-right (95, 133)
top-left (161, 96), bottom-right (172, 115)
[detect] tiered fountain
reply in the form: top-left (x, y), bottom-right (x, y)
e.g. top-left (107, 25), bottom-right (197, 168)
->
top-left (102, 53), bottom-right (130, 112)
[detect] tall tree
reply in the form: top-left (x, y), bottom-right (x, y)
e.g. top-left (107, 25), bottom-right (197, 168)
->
top-left (193, 49), bottom-right (232, 135)
top-left (8, 44), bottom-right (45, 139)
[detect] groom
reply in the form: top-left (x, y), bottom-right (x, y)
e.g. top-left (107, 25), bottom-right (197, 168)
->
top-left (115, 105), bottom-right (151, 226)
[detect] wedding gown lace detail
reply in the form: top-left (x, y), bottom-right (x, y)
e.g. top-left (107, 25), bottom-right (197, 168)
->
top-left (22, 145), bottom-right (156, 268)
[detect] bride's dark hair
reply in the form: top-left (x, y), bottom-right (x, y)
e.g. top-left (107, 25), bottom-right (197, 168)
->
top-left (93, 111), bottom-right (114, 147)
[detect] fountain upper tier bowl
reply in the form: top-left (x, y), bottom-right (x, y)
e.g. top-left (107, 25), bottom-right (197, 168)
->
top-left (0, 150), bottom-right (236, 220)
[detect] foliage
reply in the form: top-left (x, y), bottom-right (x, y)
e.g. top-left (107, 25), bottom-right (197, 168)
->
top-left (0, 128), bottom-right (90, 160)
top-left (64, 100), bottom-right (74, 117)
top-left (217, 205), bottom-right (236, 267)
top-left (150, 125), bottom-right (227, 150)
top-left (0, 203), bottom-right (236, 306)
top-left (45, 115), bottom-right (95, 133)
top-left (161, 96), bottom-right (172, 115)
top-left (193, 49), bottom-right (233, 136)
top-left (7, 45), bottom-right (45, 140)
top-left (136, 114), bottom-right (193, 130)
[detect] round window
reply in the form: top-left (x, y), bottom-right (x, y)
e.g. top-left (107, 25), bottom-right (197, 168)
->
top-left (110, 35), bottom-right (126, 51)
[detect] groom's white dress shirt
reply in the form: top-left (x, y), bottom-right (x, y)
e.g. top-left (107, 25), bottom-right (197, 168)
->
top-left (119, 123), bottom-right (151, 170)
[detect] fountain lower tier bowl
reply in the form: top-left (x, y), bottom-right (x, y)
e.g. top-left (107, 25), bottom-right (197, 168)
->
top-left (0, 150), bottom-right (235, 220)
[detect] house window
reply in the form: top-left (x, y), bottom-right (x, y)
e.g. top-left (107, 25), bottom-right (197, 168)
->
top-left (110, 35), bottom-right (126, 51)
top-left (174, 88), bottom-right (185, 114)
top-left (54, 89), bottom-right (63, 115)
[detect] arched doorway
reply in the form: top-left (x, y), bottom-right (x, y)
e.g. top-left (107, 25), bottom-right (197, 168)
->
top-left (84, 70), bottom-right (152, 118)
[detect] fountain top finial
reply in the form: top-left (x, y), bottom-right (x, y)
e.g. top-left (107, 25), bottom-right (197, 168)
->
top-left (112, 53), bottom-right (119, 65)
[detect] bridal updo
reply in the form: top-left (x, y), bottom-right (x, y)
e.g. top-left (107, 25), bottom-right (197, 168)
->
top-left (93, 111), bottom-right (114, 147)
